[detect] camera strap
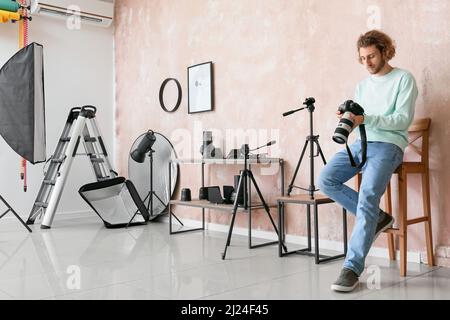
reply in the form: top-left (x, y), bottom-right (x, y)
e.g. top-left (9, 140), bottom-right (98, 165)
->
top-left (345, 124), bottom-right (367, 169)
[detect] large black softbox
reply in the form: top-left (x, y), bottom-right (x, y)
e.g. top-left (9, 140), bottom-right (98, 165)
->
top-left (0, 42), bottom-right (46, 164)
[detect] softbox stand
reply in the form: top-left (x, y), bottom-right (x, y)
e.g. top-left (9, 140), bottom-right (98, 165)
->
top-left (0, 42), bottom-right (45, 233)
top-left (126, 149), bottom-right (181, 227)
top-left (0, 195), bottom-right (32, 232)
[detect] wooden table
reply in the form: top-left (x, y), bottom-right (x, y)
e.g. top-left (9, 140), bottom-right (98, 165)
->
top-left (168, 158), bottom-right (284, 252)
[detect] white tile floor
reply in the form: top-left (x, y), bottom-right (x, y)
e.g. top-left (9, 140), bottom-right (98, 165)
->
top-left (0, 214), bottom-right (447, 300)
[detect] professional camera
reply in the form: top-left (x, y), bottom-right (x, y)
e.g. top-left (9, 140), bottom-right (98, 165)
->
top-left (200, 131), bottom-right (223, 159)
top-left (332, 100), bottom-right (367, 168)
top-left (332, 100), bottom-right (365, 144)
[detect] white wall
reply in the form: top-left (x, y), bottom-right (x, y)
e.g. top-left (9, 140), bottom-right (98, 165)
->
top-left (0, 16), bottom-right (114, 219)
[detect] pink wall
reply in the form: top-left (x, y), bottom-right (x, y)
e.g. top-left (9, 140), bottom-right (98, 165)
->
top-left (114, 0), bottom-right (450, 263)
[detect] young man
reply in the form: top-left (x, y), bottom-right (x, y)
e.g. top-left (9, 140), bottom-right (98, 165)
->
top-left (317, 30), bottom-right (418, 292)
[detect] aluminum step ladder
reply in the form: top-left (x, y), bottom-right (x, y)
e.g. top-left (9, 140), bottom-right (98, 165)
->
top-left (27, 106), bottom-right (117, 229)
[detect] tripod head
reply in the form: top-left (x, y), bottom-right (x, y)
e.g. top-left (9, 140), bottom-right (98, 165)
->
top-left (303, 97), bottom-right (316, 112)
top-left (283, 97), bottom-right (316, 117)
top-left (240, 141), bottom-right (276, 158)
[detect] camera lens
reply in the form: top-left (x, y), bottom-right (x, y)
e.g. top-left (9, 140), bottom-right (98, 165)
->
top-left (332, 112), bottom-right (354, 144)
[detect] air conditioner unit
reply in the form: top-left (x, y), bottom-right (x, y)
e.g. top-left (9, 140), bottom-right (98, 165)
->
top-left (32, 0), bottom-right (114, 28)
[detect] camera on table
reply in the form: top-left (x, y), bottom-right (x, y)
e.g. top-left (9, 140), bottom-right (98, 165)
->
top-left (200, 131), bottom-right (223, 159)
top-left (332, 100), bottom-right (365, 144)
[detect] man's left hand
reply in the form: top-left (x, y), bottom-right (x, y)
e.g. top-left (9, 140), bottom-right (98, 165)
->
top-left (353, 115), bottom-right (365, 128)
top-left (346, 113), bottom-right (365, 128)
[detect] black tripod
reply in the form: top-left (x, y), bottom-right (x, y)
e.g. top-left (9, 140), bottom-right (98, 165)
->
top-left (222, 143), bottom-right (287, 259)
top-left (0, 195), bottom-right (32, 232)
top-left (126, 149), bottom-right (183, 227)
top-left (284, 97), bottom-right (326, 199)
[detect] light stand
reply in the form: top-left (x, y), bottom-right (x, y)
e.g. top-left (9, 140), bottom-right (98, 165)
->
top-left (127, 131), bottom-right (182, 227)
top-left (0, 195), bottom-right (32, 232)
top-left (284, 97), bottom-right (326, 199)
top-left (221, 141), bottom-right (287, 259)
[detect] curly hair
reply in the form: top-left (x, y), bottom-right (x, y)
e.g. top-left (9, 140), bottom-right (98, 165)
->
top-left (357, 30), bottom-right (396, 63)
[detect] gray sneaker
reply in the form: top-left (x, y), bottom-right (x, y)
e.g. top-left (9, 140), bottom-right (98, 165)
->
top-left (374, 210), bottom-right (395, 240)
top-left (331, 268), bottom-right (359, 292)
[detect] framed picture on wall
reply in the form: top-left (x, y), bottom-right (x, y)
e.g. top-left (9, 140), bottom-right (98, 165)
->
top-left (188, 61), bottom-right (213, 114)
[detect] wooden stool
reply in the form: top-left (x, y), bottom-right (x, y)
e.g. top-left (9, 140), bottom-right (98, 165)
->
top-left (356, 118), bottom-right (435, 276)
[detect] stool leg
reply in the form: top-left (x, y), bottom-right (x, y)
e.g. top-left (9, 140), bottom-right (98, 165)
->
top-left (384, 182), bottom-right (396, 261)
top-left (399, 171), bottom-right (408, 277)
top-left (307, 204), bottom-right (311, 251)
top-left (314, 204), bottom-right (319, 264)
top-left (422, 171), bottom-right (435, 266)
top-left (278, 201), bottom-right (283, 257)
top-left (399, 235), bottom-right (407, 277)
top-left (343, 208), bottom-right (348, 254)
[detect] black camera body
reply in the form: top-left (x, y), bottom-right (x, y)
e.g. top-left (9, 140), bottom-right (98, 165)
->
top-left (333, 100), bottom-right (365, 145)
top-left (337, 100), bottom-right (365, 116)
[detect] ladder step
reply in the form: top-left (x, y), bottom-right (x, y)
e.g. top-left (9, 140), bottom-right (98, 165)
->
top-left (76, 153), bottom-right (104, 157)
top-left (28, 109), bottom-right (118, 228)
top-left (35, 202), bottom-right (48, 208)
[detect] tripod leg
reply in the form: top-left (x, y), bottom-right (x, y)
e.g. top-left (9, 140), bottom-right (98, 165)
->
top-left (125, 191), bottom-right (150, 227)
top-left (125, 210), bottom-right (139, 228)
top-left (153, 192), bottom-right (165, 205)
top-left (287, 140), bottom-right (309, 195)
top-left (0, 196), bottom-right (32, 233)
top-left (314, 139), bottom-right (327, 165)
top-left (247, 172), bottom-right (287, 252)
top-left (222, 171), bottom-right (245, 260)
top-left (128, 191), bottom-right (150, 223)
top-left (140, 191), bottom-right (151, 211)
top-left (152, 191), bottom-right (183, 225)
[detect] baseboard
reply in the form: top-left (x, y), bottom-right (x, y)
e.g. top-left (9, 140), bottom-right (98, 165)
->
top-left (162, 216), bottom-right (422, 263)
top-left (435, 246), bottom-right (450, 267)
top-left (435, 257), bottom-right (450, 268)
top-left (52, 210), bottom-right (94, 220)
top-left (0, 209), bottom-right (93, 222)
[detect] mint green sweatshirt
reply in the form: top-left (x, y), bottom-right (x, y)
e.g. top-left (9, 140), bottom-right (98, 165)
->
top-left (354, 68), bottom-right (418, 151)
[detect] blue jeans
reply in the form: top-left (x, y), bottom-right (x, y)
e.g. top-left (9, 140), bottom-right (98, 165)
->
top-left (317, 140), bottom-right (404, 275)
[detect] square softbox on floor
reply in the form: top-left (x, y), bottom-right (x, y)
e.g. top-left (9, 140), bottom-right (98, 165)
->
top-left (79, 177), bottom-right (150, 228)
